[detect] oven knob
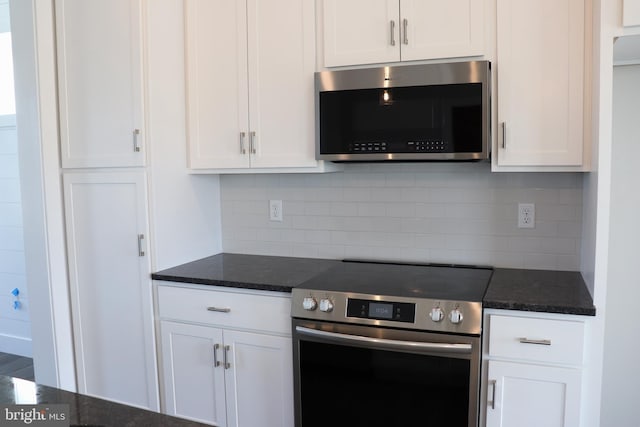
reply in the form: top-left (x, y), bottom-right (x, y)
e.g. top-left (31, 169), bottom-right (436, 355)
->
top-left (302, 297), bottom-right (317, 311)
top-left (319, 298), bottom-right (334, 313)
top-left (449, 308), bottom-right (464, 324)
top-left (430, 307), bottom-right (444, 322)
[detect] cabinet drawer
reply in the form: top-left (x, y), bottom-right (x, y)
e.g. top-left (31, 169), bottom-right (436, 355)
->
top-left (488, 315), bottom-right (584, 365)
top-left (157, 285), bottom-right (291, 335)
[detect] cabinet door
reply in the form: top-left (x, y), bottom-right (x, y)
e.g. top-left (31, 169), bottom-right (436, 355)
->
top-left (400, 0), bottom-right (484, 60)
top-left (185, 0), bottom-right (250, 169)
top-left (496, 0), bottom-right (584, 167)
top-left (56, 0), bottom-right (145, 168)
top-left (486, 360), bottom-right (582, 427)
top-left (63, 172), bottom-right (158, 410)
top-left (323, 0), bottom-right (400, 67)
top-left (624, 0), bottom-right (640, 26)
top-left (160, 321), bottom-right (227, 426)
top-left (246, 0), bottom-right (318, 168)
top-left (224, 330), bottom-right (294, 427)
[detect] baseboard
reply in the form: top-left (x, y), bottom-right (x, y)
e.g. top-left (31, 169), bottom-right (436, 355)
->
top-left (0, 335), bottom-right (32, 358)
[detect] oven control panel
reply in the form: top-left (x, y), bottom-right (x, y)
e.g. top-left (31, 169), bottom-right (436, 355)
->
top-left (346, 298), bottom-right (415, 323)
top-left (292, 289), bottom-right (483, 335)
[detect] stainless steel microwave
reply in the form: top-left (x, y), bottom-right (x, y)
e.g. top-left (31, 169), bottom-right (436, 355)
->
top-left (315, 61), bottom-right (491, 162)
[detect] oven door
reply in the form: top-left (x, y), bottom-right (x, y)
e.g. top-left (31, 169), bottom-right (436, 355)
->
top-left (292, 319), bottom-right (480, 427)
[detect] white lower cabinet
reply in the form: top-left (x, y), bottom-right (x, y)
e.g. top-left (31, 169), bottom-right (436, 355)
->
top-left (483, 311), bottom-right (586, 427)
top-left (486, 361), bottom-right (582, 427)
top-left (157, 285), bottom-right (294, 427)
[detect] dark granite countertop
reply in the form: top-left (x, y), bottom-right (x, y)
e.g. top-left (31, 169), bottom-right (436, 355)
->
top-left (483, 268), bottom-right (596, 316)
top-left (152, 253), bottom-right (339, 292)
top-left (152, 253), bottom-right (595, 316)
top-left (0, 375), bottom-right (207, 426)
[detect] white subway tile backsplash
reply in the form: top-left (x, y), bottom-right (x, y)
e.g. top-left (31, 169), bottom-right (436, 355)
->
top-left (220, 164), bottom-right (583, 271)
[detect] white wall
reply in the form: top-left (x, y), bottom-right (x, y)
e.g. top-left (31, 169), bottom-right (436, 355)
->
top-left (599, 64), bottom-right (640, 426)
top-left (0, 114), bottom-right (31, 357)
top-left (221, 163), bottom-right (583, 270)
top-left (10, 0), bottom-right (76, 389)
top-left (145, 0), bottom-right (222, 270)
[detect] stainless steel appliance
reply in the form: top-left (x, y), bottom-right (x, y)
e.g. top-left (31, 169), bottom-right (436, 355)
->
top-left (315, 60), bottom-right (491, 162)
top-left (291, 260), bottom-right (493, 427)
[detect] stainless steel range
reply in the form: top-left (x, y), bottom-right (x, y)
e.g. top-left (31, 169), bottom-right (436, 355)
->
top-left (291, 260), bottom-right (493, 427)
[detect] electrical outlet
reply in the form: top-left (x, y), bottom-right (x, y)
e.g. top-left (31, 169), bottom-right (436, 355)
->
top-left (269, 200), bottom-right (283, 222)
top-left (518, 203), bottom-right (535, 229)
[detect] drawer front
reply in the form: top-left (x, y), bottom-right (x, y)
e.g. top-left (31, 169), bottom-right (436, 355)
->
top-left (157, 285), bottom-right (291, 335)
top-left (489, 315), bottom-right (585, 365)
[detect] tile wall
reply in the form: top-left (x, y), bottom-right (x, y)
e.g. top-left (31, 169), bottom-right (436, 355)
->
top-left (0, 116), bottom-right (31, 355)
top-left (220, 162), bottom-right (583, 271)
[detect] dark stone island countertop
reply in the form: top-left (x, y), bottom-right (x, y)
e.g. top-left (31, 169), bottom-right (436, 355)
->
top-left (0, 375), bottom-right (207, 427)
top-left (152, 253), bottom-right (596, 316)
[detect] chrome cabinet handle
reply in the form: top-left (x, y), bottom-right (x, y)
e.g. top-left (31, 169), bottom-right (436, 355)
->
top-left (207, 306), bottom-right (231, 313)
top-left (223, 345), bottom-right (231, 369)
top-left (249, 131), bottom-right (257, 154)
top-left (518, 337), bottom-right (552, 346)
top-left (133, 129), bottom-right (141, 152)
top-left (501, 122), bottom-right (507, 149)
top-left (390, 20), bottom-right (396, 46)
top-left (403, 19), bottom-right (408, 44)
top-left (213, 343), bottom-right (221, 367)
top-left (240, 132), bottom-right (246, 154)
top-left (137, 234), bottom-right (145, 257)
top-left (488, 379), bottom-right (497, 409)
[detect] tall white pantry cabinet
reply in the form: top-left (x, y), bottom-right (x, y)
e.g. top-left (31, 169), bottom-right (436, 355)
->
top-left (56, 0), bottom-right (157, 410)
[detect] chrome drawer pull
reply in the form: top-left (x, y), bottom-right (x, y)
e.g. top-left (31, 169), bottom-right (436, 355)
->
top-left (207, 306), bottom-right (231, 313)
top-left (518, 337), bottom-right (551, 346)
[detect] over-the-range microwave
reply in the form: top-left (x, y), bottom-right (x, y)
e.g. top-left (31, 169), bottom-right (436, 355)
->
top-left (315, 60), bottom-right (491, 162)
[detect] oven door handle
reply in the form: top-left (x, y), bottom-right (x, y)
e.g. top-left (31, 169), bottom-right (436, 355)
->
top-left (295, 326), bottom-right (473, 354)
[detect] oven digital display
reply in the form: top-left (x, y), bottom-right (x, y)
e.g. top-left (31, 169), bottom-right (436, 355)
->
top-left (346, 298), bottom-right (415, 323)
top-left (368, 302), bottom-right (393, 319)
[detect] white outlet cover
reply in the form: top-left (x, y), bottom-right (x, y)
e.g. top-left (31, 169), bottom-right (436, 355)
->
top-left (518, 203), bottom-right (535, 228)
top-left (269, 200), bottom-right (283, 222)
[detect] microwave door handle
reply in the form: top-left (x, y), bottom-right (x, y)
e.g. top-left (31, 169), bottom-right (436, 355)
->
top-left (295, 326), bottom-right (472, 354)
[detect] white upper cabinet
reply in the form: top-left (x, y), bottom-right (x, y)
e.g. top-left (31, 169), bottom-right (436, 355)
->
top-left (623, 0), bottom-right (640, 27)
top-left (323, 0), bottom-right (400, 66)
top-left (322, 0), bottom-right (484, 67)
top-left (495, 0), bottom-right (586, 168)
top-left (185, 0), bottom-right (249, 170)
top-left (186, 0), bottom-right (329, 172)
top-left (399, 0), bottom-right (485, 61)
top-left (56, 0), bottom-right (146, 168)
